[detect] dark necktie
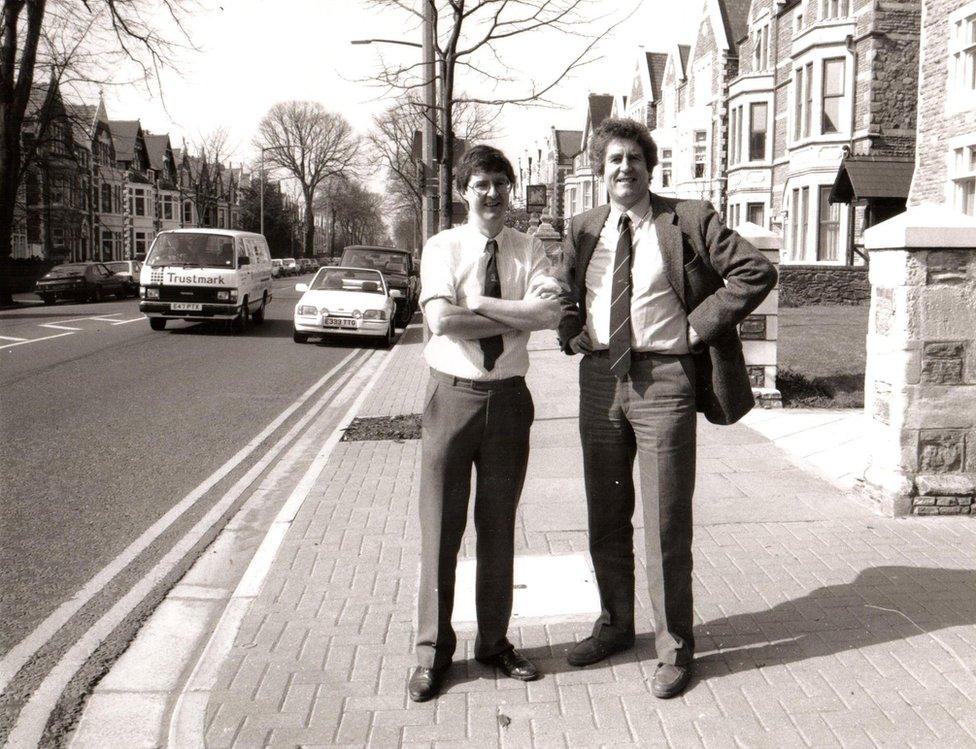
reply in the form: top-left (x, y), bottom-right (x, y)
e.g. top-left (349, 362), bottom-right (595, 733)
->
top-left (480, 239), bottom-right (504, 371)
top-left (609, 214), bottom-right (632, 379)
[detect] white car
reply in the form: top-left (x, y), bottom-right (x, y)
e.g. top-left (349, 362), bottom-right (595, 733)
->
top-left (293, 267), bottom-right (396, 347)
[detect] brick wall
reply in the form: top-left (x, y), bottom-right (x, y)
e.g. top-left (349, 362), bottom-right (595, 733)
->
top-left (779, 265), bottom-right (871, 305)
top-left (909, 0), bottom-right (976, 206)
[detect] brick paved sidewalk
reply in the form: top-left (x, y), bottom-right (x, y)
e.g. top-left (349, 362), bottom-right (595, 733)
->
top-left (203, 330), bottom-right (976, 748)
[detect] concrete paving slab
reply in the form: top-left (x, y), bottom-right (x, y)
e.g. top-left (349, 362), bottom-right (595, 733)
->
top-left (70, 692), bottom-right (167, 749)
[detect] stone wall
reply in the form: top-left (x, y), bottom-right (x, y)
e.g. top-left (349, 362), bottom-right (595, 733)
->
top-left (778, 265), bottom-right (871, 306)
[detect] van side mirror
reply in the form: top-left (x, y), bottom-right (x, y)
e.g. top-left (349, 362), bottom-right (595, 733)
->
top-left (238, 255), bottom-right (250, 266)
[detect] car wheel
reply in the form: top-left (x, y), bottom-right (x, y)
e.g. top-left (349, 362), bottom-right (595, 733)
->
top-left (149, 317), bottom-right (166, 331)
top-left (39, 294), bottom-right (54, 305)
top-left (91, 287), bottom-right (102, 303)
top-left (293, 330), bottom-right (308, 344)
top-left (384, 321), bottom-right (395, 349)
top-left (116, 287), bottom-right (127, 300)
top-left (231, 298), bottom-right (250, 333)
top-left (252, 293), bottom-right (267, 324)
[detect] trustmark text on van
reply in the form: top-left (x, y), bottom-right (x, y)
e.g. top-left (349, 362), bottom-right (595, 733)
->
top-left (139, 229), bottom-right (274, 332)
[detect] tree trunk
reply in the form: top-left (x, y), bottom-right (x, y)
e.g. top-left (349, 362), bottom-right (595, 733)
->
top-left (303, 190), bottom-right (314, 257)
top-left (438, 56), bottom-right (454, 231)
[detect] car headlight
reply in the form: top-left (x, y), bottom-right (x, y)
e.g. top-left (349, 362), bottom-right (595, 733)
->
top-left (352, 309), bottom-right (363, 319)
top-left (145, 287), bottom-right (159, 300)
top-left (389, 289), bottom-right (403, 298)
top-left (297, 305), bottom-right (318, 316)
top-left (363, 309), bottom-right (387, 321)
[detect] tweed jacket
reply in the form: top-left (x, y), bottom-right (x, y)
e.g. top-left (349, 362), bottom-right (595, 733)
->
top-left (556, 193), bottom-right (778, 424)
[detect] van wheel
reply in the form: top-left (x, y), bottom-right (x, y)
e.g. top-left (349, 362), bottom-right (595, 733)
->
top-left (252, 293), bottom-right (267, 324)
top-left (149, 318), bottom-right (166, 331)
top-left (231, 298), bottom-right (250, 333)
top-left (293, 331), bottom-right (308, 344)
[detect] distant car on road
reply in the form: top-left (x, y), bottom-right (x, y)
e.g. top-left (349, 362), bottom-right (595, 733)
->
top-left (282, 258), bottom-right (298, 276)
top-left (293, 267), bottom-right (396, 348)
top-left (35, 262), bottom-right (129, 304)
top-left (271, 259), bottom-right (284, 278)
top-left (337, 245), bottom-right (418, 327)
top-left (103, 260), bottom-right (142, 296)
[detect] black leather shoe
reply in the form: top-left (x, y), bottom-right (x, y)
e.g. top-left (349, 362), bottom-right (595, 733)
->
top-left (566, 636), bottom-right (633, 667)
top-left (476, 648), bottom-right (540, 681)
top-left (651, 662), bottom-right (692, 699)
top-left (408, 665), bottom-right (446, 702)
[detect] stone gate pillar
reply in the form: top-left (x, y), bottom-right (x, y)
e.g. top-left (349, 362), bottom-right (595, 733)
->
top-left (862, 206), bottom-right (976, 516)
top-left (529, 219), bottom-right (563, 267)
top-left (737, 221), bottom-right (781, 407)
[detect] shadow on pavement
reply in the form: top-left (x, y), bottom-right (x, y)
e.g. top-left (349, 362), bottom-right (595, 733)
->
top-left (439, 565), bottom-right (976, 692)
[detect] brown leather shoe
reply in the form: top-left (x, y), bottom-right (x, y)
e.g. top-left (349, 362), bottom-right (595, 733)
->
top-left (408, 665), bottom-right (446, 702)
top-left (651, 662), bottom-right (692, 699)
top-left (566, 636), bottom-right (633, 667)
top-left (476, 648), bottom-right (540, 681)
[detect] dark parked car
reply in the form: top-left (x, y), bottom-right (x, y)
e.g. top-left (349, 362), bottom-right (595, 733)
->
top-left (35, 262), bottom-right (129, 304)
top-left (338, 245), bottom-right (418, 326)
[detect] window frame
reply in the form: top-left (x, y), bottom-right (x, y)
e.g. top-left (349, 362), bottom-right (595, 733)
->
top-left (950, 140), bottom-right (976, 216)
top-left (748, 102), bottom-right (768, 161)
top-left (948, 3), bottom-right (976, 113)
top-left (693, 130), bottom-right (707, 179)
top-left (747, 202), bottom-right (765, 227)
top-left (821, 57), bottom-right (846, 135)
top-left (817, 185), bottom-right (841, 260)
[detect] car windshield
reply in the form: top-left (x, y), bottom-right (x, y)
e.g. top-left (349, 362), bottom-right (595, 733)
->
top-left (104, 262), bottom-right (129, 273)
top-left (46, 265), bottom-right (86, 278)
top-left (146, 233), bottom-right (236, 268)
top-left (342, 249), bottom-right (408, 275)
top-left (310, 268), bottom-right (385, 294)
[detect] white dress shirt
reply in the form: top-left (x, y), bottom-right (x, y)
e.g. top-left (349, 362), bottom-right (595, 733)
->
top-left (420, 224), bottom-right (550, 379)
top-left (584, 194), bottom-right (689, 354)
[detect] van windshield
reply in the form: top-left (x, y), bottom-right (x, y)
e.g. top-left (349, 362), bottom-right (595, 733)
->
top-left (146, 233), bottom-right (237, 268)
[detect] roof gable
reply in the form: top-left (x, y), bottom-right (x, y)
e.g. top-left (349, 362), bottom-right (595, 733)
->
top-left (555, 129), bottom-right (582, 159)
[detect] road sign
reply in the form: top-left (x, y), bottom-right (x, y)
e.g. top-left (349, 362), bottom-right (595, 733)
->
top-left (526, 184), bottom-right (547, 212)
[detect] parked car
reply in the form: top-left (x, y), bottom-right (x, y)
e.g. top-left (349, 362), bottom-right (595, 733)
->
top-left (103, 260), bottom-right (141, 296)
top-left (282, 258), bottom-right (299, 276)
top-left (338, 245), bottom-right (418, 327)
top-left (35, 262), bottom-right (129, 304)
top-left (139, 229), bottom-right (274, 332)
top-left (298, 258), bottom-right (313, 274)
top-left (271, 259), bottom-right (284, 278)
top-left (293, 267), bottom-right (396, 348)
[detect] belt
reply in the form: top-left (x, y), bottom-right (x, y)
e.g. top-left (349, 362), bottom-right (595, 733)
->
top-left (587, 349), bottom-right (684, 361)
top-left (430, 368), bottom-right (524, 391)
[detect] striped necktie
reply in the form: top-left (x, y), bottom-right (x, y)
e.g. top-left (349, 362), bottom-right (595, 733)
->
top-left (480, 239), bottom-right (504, 371)
top-left (609, 214), bottom-right (632, 379)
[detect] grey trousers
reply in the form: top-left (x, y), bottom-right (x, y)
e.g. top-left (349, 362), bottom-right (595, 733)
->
top-left (579, 352), bottom-right (697, 666)
top-left (415, 370), bottom-right (534, 670)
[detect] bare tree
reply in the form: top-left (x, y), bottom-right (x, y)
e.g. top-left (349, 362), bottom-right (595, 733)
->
top-left (361, 0), bottom-right (631, 232)
top-left (368, 93), bottom-right (498, 249)
top-left (187, 127), bottom-right (234, 228)
top-left (255, 101), bottom-right (361, 257)
top-left (0, 0), bottom-right (197, 297)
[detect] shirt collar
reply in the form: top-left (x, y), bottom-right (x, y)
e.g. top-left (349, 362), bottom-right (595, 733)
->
top-left (608, 191), bottom-right (652, 230)
top-left (463, 222), bottom-right (506, 251)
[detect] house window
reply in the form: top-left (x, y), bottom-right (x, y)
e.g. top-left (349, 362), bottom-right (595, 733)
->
top-left (747, 202), bottom-right (765, 227)
top-left (162, 195), bottom-right (174, 220)
top-left (183, 200), bottom-right (193, 224)
top-left (821, 0), bottom-right (849, 19)
top-left (952, 143), bottom-right (976, 215)
top-left (949, 6), bottom-right (976, 110)
top-left (804, 63), bottom-right (813, 137)
top-left (729, 204), bottom-right (740, 227)
top-left (131, 187), bottom-right (147, 217)
top-left (822, 58), bottom-right (845, 134)
top-left (101, 183), bottom-right (112, 213)
top-left (794, 67), bottom-right (805, 140)
top-left (133, 230), bottom-right (150, 258)
top-left (817, 186), bottom-right (840, 260)
top-left (790, 187), bottom-right (809, 260)
top-left (661, 148), bottom-right (672, 187)
top-left (101, 230), bottom-right (115, 260)
top-left (693, 131), bottom-right (707, 179)
top-left (749, 102), bottom-right (767, 160)
top-left (752, 24), bottom-right (770, 72)
top-left (730, 108), bottom-right (741, 165)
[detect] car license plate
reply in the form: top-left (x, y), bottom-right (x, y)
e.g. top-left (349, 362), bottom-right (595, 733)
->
top-left (171, 302), bottom-right (202, 311)
top-left (323, 316), bottom-right (356, 329)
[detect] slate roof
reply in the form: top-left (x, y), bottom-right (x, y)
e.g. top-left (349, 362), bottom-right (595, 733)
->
top-left (678, 44), bottom-right (691, 75)
top-left (143, 133), bottom-right (171, 171)
top-left (588, 93), bottom-right (614, 131)
top-left (555, 129), bottom-right (582, 159)
top-left (107, 120), bottom-right (141, 162)
top-left (828, 156), bottom-right (915, 203)
top-left (65, 103), bottom-right (98, 145)
top-left (719, 0), bottom-right (753, 47)
top-left (645, 52), bottom-right (669, 101)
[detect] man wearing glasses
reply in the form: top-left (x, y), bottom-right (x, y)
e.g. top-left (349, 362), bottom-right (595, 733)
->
top-left (410, 145), bottom-right (561, 702)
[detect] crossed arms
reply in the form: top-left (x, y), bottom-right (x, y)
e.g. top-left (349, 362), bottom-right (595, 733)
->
top-left (424, 277), bottom-right (563, 340)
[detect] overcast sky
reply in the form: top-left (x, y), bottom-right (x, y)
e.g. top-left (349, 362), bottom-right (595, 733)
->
top-left (104, 0), bottom-right (701, 178)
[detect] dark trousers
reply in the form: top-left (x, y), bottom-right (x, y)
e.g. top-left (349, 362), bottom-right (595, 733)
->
top-left (579, 352), bottom-right (697, 666)
top-left (415, 370), bottom-right (534, 670)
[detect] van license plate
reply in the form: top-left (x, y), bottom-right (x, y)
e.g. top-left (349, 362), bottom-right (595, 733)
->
top-left (323, 317), bottom-right (356, 328)
top-left (171, 302), bottom-right (202, 311)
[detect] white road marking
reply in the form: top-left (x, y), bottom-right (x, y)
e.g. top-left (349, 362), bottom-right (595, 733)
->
top-left (38, 324), bottom-right (83, 331)
top-left (0, 349), bottom-right (363, 698)
top-left (0, 335), bottom-right (26, 342)
top-left (109, 317), bottom-right (146, 325)
top-left (8, 350), bottom-right (378, 749)
top-left (0, 332), bottom-right (75, 351)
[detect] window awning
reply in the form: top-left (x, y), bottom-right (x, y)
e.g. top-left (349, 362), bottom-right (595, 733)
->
top-left (829, 156), bottom-right (915, 204)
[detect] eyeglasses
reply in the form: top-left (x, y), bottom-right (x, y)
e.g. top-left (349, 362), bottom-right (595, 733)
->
top-left (467, 179), bottom-right (512, 196)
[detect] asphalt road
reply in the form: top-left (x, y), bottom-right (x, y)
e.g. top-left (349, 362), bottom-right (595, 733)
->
top-left (0, 273), bottom-right (393, 741)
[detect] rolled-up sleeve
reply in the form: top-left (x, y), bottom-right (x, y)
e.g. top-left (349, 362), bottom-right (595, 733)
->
top-left (419, 236), bottom-right (455, 307)
top-left (522, 236), bottom-right (552, 298)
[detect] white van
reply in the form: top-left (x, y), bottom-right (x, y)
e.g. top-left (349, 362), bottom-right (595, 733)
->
top-left (139, 229), bottom-right (274, 332)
